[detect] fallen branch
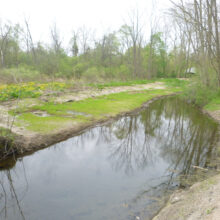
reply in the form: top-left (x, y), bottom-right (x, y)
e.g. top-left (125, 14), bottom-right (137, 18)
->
top-left (191, 166), bottom-right (208, 171)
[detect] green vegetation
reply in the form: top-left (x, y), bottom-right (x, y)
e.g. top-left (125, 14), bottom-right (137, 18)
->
top-left (160, 78), bottom-right (189, 88)
top-left (204, 97), bottom-right (220, 111)
top-left (0, 127), bottom-right (13, 139)
top-left (14, 88), bottom-right (177, 133)
top-left (0, 127), bottom-right (15, 150)
top-left (0, 18), bottom-right (193, 85)
top-left (0, 82), bottom-right (71, 101)
top-left (88, 78), bottom-right (190, 90)
top-left (16, 113), bottom-right (87, 133)
top-left (88, 79), bottom-right (156, 89)
top-left (0, 78), bottom-right (186, 102)
top-left (181, 80), bottom-right (220, 110)
top-left (0, 0), bottom-right (219, 139)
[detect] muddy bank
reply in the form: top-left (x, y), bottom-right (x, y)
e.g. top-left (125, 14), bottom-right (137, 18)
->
top-left (152, 108), bottom-right (220, 220)
top-left (0, 94), bottom-right (174, 160)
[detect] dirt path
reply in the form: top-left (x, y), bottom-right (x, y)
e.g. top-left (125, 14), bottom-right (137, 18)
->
top-left (54, 82), bottom-right (165, 103)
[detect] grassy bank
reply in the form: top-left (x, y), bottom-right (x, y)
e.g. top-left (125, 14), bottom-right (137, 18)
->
top-left (0, 78), bottom-right (188, 102)
top-left (0, 79), bottom-right (184, 134)
top-left (0, 78), bottom-right (186, 155)
top-left (13, 89), bottom-right (177, 133)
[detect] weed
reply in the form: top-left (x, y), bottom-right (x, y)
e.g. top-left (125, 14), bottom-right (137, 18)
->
top-left (0, 82), bottom-right (72, 101)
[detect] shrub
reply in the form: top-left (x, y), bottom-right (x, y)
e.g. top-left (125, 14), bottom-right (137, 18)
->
top-left (0, 66), bottom-right (44, 83)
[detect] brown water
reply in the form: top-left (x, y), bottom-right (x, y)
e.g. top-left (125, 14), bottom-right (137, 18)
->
top-left (0, 97), bottom-right (218, 220)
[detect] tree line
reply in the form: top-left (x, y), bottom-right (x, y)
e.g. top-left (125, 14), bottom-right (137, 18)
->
top-left (0, 0), bottom-right (219, 85)
top-left (169, 0), bottom-right (220, 88)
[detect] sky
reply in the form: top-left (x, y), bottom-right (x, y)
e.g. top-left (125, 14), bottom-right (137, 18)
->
top-left (0, 0), bottom-right (172, 46)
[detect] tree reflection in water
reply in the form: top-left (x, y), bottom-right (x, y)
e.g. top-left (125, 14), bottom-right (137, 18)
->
top-left (0, 97), bottom-right (218, 220)
top-left (66, 97), bottom-right (219, 218)
top-left (0, 158), bottom-right (27, 220)
top-left (76, 97), bottom-right (218, 179)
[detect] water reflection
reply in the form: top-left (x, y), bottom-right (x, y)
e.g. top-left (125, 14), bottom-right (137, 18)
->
top-left (0, 97), bottom-right (218, 220)
top-left (75, 97), bottom-right (218, 177)
top-left (0, 161), bottom-right (27, 220)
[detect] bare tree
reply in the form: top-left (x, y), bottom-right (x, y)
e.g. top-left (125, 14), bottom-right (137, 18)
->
top-left (0, 21), bottom-right (11, 68)
top-left (169, 0), bottom-right (220, 86)
top-left (50, 22), bottom-right (62, 54)
top-left (78, 26), bottom-right (93, 55)
top-left (70, 30), bottom-right (79, 57)
top-left (24, 17), bottom-right (36, 63)
top-left (147, 0), bottom-right (159, 79)
top-left (120, 8), bottom-right (145, 78)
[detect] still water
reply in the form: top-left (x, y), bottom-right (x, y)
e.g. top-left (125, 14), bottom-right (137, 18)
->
top-left (0, 97), bottom-right (219, 220)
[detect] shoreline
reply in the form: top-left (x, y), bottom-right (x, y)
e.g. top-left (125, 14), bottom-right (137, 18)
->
top-left (151, 107), bottom-right (220, 220)
top-left (1, 88), bottom-right (220, 219)
top-left (0, 94), bottom-right (175, 160)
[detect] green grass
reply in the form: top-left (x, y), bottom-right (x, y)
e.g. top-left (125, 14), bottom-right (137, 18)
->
top-left (16, 113), bottom-right (88, 133)
top-left (88, 79), bottom-right (156, 89)
top-left (0, 127), bottom-right (15, 150)
top-left (0, 127), bottom-right (13, 138)
top-left (8, 78), bottom-right (186, 134)
top-left (88, 78), bottom-right (189, 89)
top-left (15, 89), bottom-right (176, 133)
top-left (182, 84), bottom-right (220, 111)
top-left (88, 78), bottom-right (188, 90)
top-left (160, 78), bottom-right (189, 88)
top-left (204, 97), bottom-right (220, 111)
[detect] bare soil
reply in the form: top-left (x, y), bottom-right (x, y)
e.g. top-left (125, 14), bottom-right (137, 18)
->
top-left (152, 174), bottom-right (220, 220)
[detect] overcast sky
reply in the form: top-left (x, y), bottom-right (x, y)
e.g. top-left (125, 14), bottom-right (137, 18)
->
top-left (0, 0), bottom-right (172, 46)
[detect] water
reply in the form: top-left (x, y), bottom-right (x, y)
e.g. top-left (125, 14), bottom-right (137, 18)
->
top-left (0, 97), bottom-right (219, 220)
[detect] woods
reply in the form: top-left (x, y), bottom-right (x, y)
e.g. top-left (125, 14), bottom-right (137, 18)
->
top-left (0, 6), bottom-right (187, 83)
top-left (170, 0), bottom-right (220, 87)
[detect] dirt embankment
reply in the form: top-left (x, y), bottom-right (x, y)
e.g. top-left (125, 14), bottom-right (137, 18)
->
top-left (152, 174), bottom-right (220, 220)
top-left (152, 108), bottom-right (220, 220)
